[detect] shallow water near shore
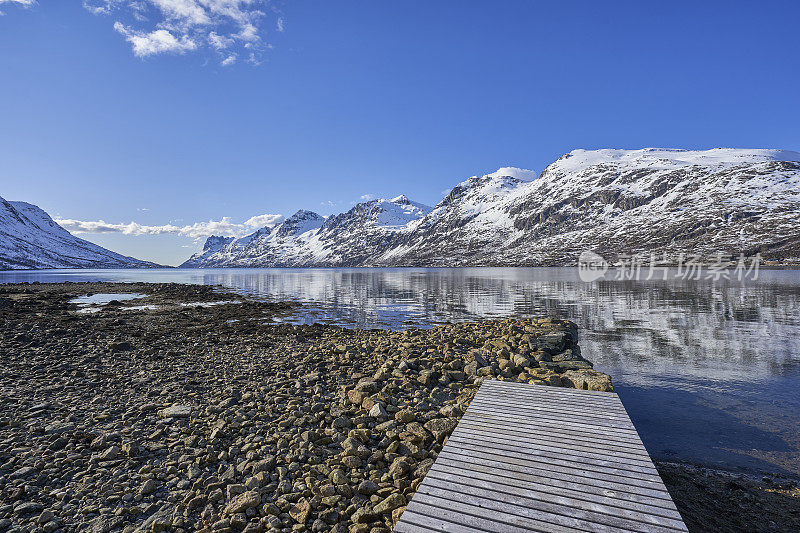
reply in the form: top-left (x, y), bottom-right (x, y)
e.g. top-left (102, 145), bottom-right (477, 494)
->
top-left (2, 267), bottom-right (799, 477)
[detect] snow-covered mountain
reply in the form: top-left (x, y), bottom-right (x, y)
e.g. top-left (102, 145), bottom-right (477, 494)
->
top-left (184, 148), bottom-right (800, 267)
top-left (182, 196), bottom-right (433, 267)
top-left (0, 196), bottom-right (158, 270)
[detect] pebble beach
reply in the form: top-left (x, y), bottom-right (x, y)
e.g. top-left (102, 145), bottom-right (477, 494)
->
top-left (0, 282), bottom-right (610, 533)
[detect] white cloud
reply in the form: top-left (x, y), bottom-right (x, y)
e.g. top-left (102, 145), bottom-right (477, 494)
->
top-left (0, 0), bottom-right (35, 15)
top-left (150, 0), bottom-right (209, 26)
top-left (80, 0), bottom-right (277, 64)
top-left (244, 213), bottom-right (284, 228)
top-left (236, 22), bottom-right (258, 41)
top-left (360, 194), bottom-right (374, 201)
top-left (208, 30), bottom-right (233, 49)
top-left (56, 213), bottom-right (284, 239)
top-left (114, 22), bottom-right (197, 57)
top-left (136, 207), bottom-right (150, 211)
top-left (220, 53), bottom-right (236, 66)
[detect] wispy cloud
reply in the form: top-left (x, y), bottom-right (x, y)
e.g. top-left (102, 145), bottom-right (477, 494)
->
top-left (0, 0), bottom-right (35, 15)
top-left (360, 194), bottom-right (374, 201)
top-left (56, 213), bottom-right (284, 239)
top-left (114, 22), bottom-right (198, 57)
top-left (80, 0), bottom-right (278, 64)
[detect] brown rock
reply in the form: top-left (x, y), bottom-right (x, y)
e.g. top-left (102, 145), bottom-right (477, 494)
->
top-left (224, 491), bottom-right (261, 515)
top-left (289, 497), bottom-right (312, 524)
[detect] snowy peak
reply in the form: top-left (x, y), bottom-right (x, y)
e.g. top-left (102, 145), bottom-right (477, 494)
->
top-left (437, 167), bottom-right (533, 212)
top-left (373, 196), bottom-right (432, 228)
top-left (274, 210), bottom-right (325, 237)
top-left (486, 167), bottom-right (538, 181)
top-left (184, 195), bottom-right (432, 268)
top-left (320, 196), bottom-right (431, 233)
top-left (183, 148), bottom-right (800, 268)
top-left (545, 148), bottom-right (800, 176)
top-left (0, 196), bottom-right (158, 270)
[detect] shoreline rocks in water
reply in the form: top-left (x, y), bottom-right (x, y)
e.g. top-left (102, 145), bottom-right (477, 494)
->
top-left (0, 282), bottom-right (611, 532)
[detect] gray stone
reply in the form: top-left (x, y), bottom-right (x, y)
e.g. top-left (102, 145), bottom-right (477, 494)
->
top-left (10, 466), bottom-right (36, 479)
top-left (357, 480), bottom-right (379, 495)
top-left (90, 515), bottom-right (124, 533)
top-left (159, 405), bottom-right (192, 418)
top-left (139, 479), bottom-right (158, 496)
top-left (368, 403), bottom-right (387, 418)
top-left (14, 502), bottom-right (43, 515)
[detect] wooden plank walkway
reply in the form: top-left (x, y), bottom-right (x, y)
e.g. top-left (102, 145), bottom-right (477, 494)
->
top-left (394, 379), bottom-right (687, 533)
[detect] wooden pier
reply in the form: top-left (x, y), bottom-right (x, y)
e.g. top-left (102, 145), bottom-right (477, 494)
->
top-left (394, 379), bottom-right (687, 532)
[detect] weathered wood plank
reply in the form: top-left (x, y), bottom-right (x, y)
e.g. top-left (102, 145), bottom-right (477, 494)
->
top-left (432, 456), bottom-right (680, 506)
top-left (481, 378), bottom-right (616, 395)
top-left (480, 380), bottom-right (626, 402)
top-left (464, 407), bottom-right (643, 440)
top-left (442, 442), bottom-right (665, 484)
top-left (467, 396), bottom-right (634, 422)
top-left (475, 386), bottom-right (629, 407)
top-left (437, 448), bottom-right (671, 494)
top-left (397, 499), bottom-right (559, 533)
top-left (422, 472), bottom-right (686, 527)
top-left (406, 492), bottom-right (617, 533)
top-left (465, 401), bottom-right (640, 431)
top-left (428, 460), bottom-right (683, 513)
top-left (475, 386), bottom-right (630, 408)
top-left (446, 430), bottom-right (657, 469)
top-left (419, 479), bottom-right (687, 532)
top-left (445, 432), bottom-right (659, 474)
top-left (452, 419), bottom-right (653, 457)
top-left (457, 412), bottom-right (650, 449)
top-left (394, 515), bottom-right (491, 533)
top-left (394, 379), bottom-right (687, 532)
top-left (457, 416), bottom-right (644, 454)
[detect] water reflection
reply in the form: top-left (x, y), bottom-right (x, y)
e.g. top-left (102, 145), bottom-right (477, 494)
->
top-left (2, 267), bottom-right (799, 475)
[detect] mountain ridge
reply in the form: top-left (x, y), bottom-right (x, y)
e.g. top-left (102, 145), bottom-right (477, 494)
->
top-left (184, 148), bottom-right (800, 267)
top-left (0, 196), bottom-right (159, 270)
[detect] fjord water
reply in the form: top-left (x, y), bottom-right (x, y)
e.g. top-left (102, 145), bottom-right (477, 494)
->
top-left (3, 267), bottom-right (799, 477)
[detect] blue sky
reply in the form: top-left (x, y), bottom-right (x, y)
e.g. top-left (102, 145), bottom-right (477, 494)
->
top-left (1, 1), bottom-right (799, 265)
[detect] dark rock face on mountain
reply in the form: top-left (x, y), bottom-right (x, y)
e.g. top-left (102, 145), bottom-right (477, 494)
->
top-left (185, 149), bottom-right (800, 268)
top-left (0, 196), bottom-right (158, 270)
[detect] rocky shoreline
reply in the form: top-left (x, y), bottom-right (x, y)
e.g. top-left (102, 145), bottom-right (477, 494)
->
top-left (0, 282), bottom-right (612, 533)
top-left (656, 462), bottom-right (799, 533)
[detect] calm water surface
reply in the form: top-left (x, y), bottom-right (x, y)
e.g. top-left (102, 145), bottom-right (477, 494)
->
top-left (2, 267), bottom-right (799, 477)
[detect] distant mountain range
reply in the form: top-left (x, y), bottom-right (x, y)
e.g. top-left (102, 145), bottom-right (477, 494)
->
top-left (184, 148), bottom-right (800, 267)
top-left (0, 196), bottom-right (157, 269)
top-left (2, 148), bottom-right (798, 270)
